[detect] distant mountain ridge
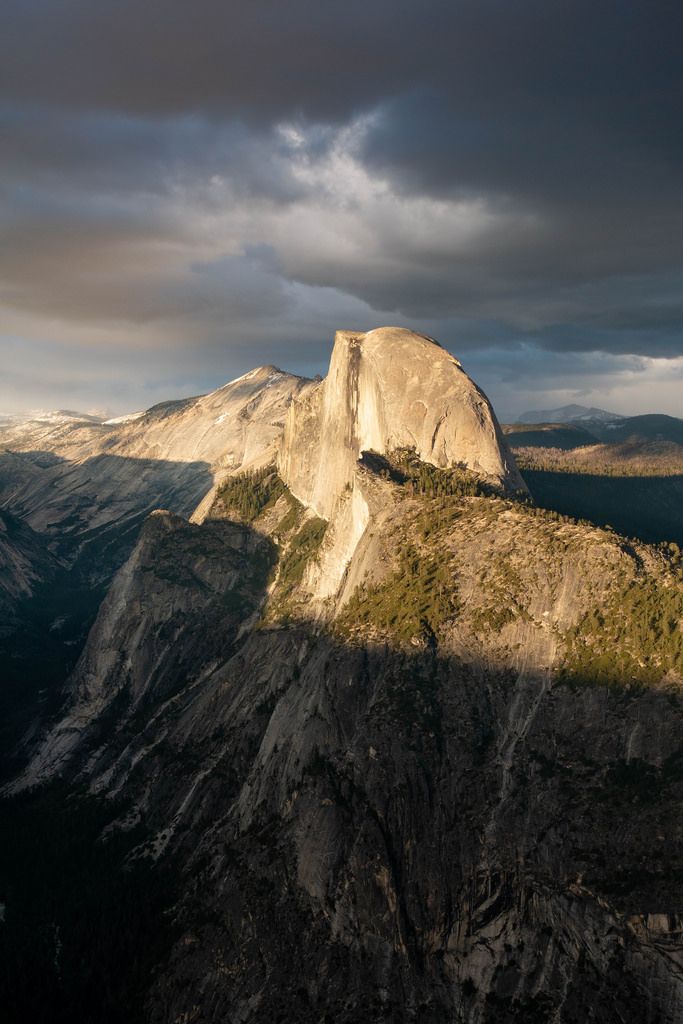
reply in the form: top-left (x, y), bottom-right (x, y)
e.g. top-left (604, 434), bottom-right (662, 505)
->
top-left (590, 413), bottom-right (683, 445)
top-left (512, 409), bottom-right (683, 448)
top-left (1, 408), bottom-right (104, 426)
top-left (0, 366), bottom-right (315, 570)
top-left (518, 403), bottom-right (622, 424)
top-left (502, 422), bottom-right (600, 450)
top-left (506, 412), bottom-right (683, 547)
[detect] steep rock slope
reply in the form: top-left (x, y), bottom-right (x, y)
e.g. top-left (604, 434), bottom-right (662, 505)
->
top-left (0, 510), bottom-right (92, 779)
top-left (279, 327), bottom-right (524, 520)
top-left (0, 369), bottom-right (312, 780)
top-left (11, 509), bottom-right (275, 795)
top-left (0, 510), bottom-right (60, 628)
top-left (277, 327), bottom-right (524, 600)
top-left (12, 461), bottom-right (683, 1023)
top-left (0, 366), bottom-right (313, 569)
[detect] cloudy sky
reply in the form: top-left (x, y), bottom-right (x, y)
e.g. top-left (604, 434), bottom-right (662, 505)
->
top-left (2, 0), bottom-right (682, 419)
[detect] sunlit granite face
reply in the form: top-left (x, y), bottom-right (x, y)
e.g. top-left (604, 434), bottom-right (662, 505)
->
top-left (279, 326), bottom-right (525, 521)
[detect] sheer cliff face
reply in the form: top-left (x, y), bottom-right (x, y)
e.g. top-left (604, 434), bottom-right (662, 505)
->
top-left (14, 483), bottom-right (683, 1024)
top-left (277, 327), bottom-right (525, 601)
top-left (0, 510), bottom-right (60, 626)
top-left (279, 327), bottom-right (525, 520)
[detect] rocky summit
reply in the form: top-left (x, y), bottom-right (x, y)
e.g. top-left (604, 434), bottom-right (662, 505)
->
top-left (276, 327), bottom-right (526, 601)
top-left (1, 328), bottom-right (683, 1024)
top-left (280, 327), bottom-right (525, 518)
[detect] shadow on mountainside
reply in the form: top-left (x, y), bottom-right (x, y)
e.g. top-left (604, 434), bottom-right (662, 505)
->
top-left (3, 620), bottom-right (683, 1024)
top-left (0, 451), bottom-right (213, 781)
top-left (503, 425), bottom-right (599, 450)
top-left (0, 449), bottom-right (213, 564)
top-left (521, 469), bottom-right (683, 547)
top-left (2, 508), bottom-right (683, 1024)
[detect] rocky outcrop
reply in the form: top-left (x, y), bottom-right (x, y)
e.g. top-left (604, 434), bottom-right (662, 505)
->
top-left (10, 459), bottom-right (683, 1021)
top-left (8, 509), bottom-right (274, 793)
top-left (277, 327), bottom-right (525, 601)
top-left (0, 368), bottom-right (314, 774)
top-left (142, 629), bottom-right (683, 1024)
top-left (279, 327), bottom-right (525, 520)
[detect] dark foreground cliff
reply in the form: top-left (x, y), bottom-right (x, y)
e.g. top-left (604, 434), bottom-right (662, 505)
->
top-left (4, 454), bottom-right (683, 1024)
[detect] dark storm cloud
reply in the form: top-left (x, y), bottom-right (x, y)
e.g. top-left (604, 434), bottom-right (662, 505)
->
top-left (5, 1), bottom-right (680, 132)
top-left (2, 0), bottom-right (683, 414)
top-left (0, 104), bottom-right (314, 202)
top-left (1, 0), bottom-right (448, 120)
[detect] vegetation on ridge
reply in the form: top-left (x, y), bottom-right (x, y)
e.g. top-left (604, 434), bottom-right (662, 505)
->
top-left (270, 515), bottom-right (328, 615)
top-left (207, 465), bottom-right (331, 618)
top-left (519, 468), bottom-right (683, 548)
top-left (561, 575), bottom-right (683, 690)
top-left (212, 466), bottom-right (285, 522)
top-left (208, 452), bottom-right (683, 696)
top-left (360, 447), bottom-right (501, 499)
top-left (508, 437), bottom-right (683, 547)
top-left (337, 537), bottom-right (460, 643)
top-left (514, 443), bottom-right (683, 477)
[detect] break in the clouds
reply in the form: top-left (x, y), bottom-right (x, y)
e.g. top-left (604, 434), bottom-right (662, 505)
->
top-left (1, 0), bottom-right (682, 416)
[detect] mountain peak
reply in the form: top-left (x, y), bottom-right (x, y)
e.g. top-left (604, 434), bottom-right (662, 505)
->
top-left (518, 403), bottom-right (623, 424)
top-left (279, 326), bottom-right (524, 522)
top-left (339, 325), bottom-right (444, 352)
top-left (218, 364), bottom-right (292, 391)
